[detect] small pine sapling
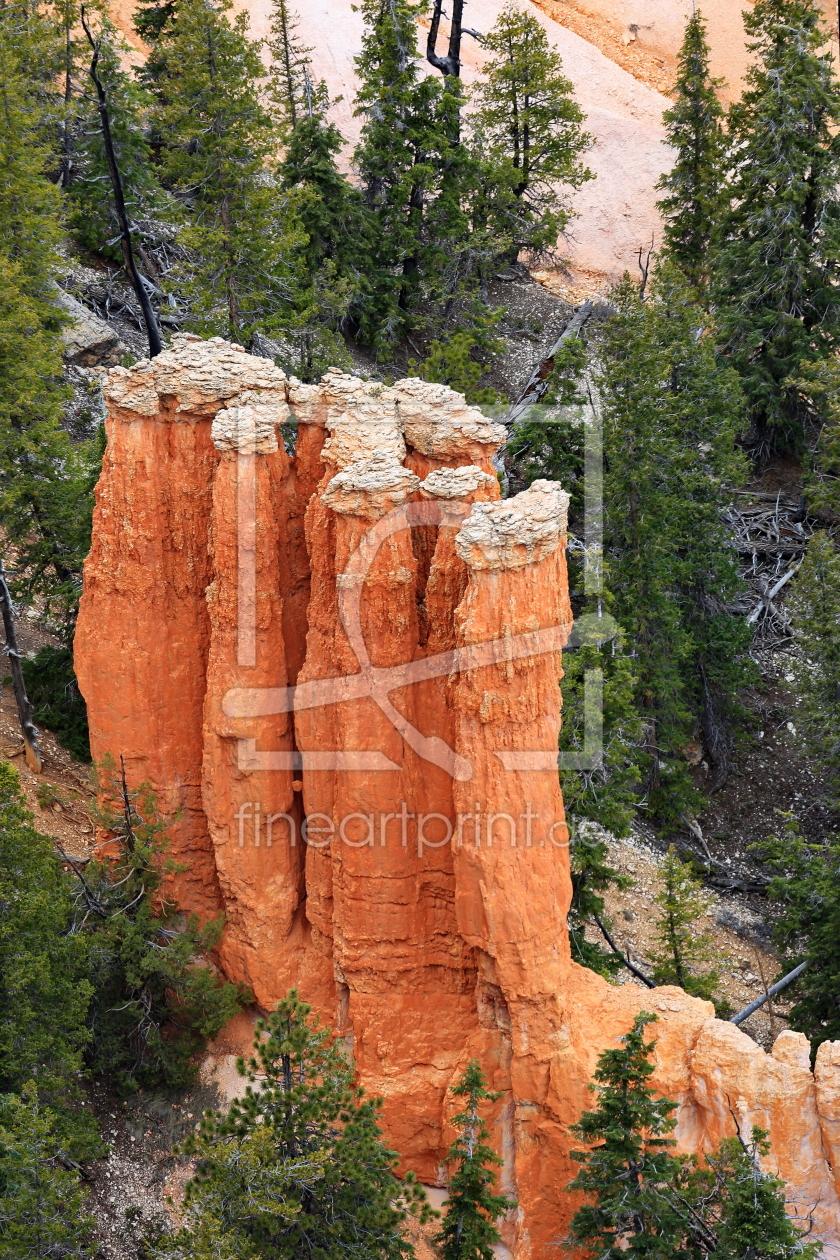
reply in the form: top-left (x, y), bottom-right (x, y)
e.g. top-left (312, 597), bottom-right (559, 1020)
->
top-left (435, 1060), bottom-right (515, 1260)
top-left (566, 1012), bottom-right (695, 1257)
top-left (567, 821), bottom-right (634, 979)
top-left (649, 846), bottom-right (724, 1003)
top-left (707, 1125), bottom-right (822, 1259)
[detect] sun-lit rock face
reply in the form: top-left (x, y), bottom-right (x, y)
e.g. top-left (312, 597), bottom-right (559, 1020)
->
top-left (76, 337), bottom-right (840, 1258)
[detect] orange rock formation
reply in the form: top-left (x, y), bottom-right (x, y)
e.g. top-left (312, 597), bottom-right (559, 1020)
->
top-left (75, 335), bottom-right (840, 1257)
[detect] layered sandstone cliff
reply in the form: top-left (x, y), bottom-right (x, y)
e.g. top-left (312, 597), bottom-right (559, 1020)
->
top-left (75, 335), bottom-right (840, 1257)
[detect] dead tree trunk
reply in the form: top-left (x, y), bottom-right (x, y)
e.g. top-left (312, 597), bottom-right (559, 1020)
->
top-left (80, 7), bottom-right (163, 359)
top-left (426, 0), bottom-right (466, 78)
top-left (0, 563), bottom-right (42, 773)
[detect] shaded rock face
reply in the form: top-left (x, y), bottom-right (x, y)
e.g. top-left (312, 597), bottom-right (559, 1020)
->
top-left (76, 336), bottom-right (840, 1257)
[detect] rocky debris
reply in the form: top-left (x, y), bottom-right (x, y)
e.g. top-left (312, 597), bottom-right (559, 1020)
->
top-left (57, 290), bottom-right (128, 367)
top-left (75, 337), bottom-right (840, 1258)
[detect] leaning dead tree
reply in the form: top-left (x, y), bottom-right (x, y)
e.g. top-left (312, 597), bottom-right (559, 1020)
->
top-left (80, 6), bottom-right (163, 358)
top-left (0, 562), bottom-right (42, 772)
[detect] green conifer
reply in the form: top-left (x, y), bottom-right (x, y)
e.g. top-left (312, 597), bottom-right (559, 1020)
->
top-left (714, 0), bottom-right (840, 449)
top-left (566, 1013), bottom-right (692, 1257)
top-left (153, 0), bottom-right (301, 342)
top-left (0, 761), bottom-right (95, 1155)
top-left (161, 990), bottom-right (428, 1258)
top-left (0, 1085), bottom-right (95, 1258)
top-left (434, 1060), bottom-right (514, 1260)
top-left (567, 820), bottom-right (634, 979)
top-left (0, 255), bottom-right (99, 632)
top-left (649, 846), bottom-right (722, 1002)
top-left (708, 1126), bottom-right (821, 1259)
top-left (69, 21), bottom-right (163, 263)
top-left (599, 263), bottom-right (750, 821)
top-left (656, 10), bottom-right (726, 289)
top-left (0, 4), bottom-right (65, 320)
top-left (472, 5), bottom-right (592, 263)
top-left (79, 758), bottom-right (246, 1092)
top-left (352, 0), bottom-right (445, 346)
top-left (787, 531), bottom-right (840, 801)
top-left (266, 0), bottom-right (313, 134)
top-left (757, 812), bottom-right (840, 1054)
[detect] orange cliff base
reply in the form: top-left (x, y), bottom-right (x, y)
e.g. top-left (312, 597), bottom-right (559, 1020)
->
top-left (75, 334), bottom-right (840, 1258)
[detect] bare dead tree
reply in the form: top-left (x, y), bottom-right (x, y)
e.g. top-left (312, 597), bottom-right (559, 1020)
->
top-left (0, 561), bottom-right (42, 772)
top-left (426, 0), bottom-right (466, 78)
top-left (80, 6), bottom-right (163, 358)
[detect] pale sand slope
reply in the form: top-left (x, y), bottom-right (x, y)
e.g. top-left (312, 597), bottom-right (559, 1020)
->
top-left (232, 0), bottom-right (674, 281)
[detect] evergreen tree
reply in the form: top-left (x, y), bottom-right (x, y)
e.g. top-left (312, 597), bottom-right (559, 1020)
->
top-left (153, 0), bottom-right (301, 342)
top-left (0, 761), bottom-right (95, 1156)
top-left (159, 990), bottom-right (429, 1259)
top-left (0, 254), bottom-right (100, 633)
top-left (714, 0), bottom-right (840, 450)
top-left (266, 0), bottom-right (313, 134)
top-left (352, 0), bottom-right (448, 347)
top-left (656, 10), bottom-right (726, 289)
top-left (649, 846), bottom-right (722, 1002)
top-left (472, 5), bottom-right (592, 263)
top-left (69, 20), bottom-right (163, 265)
top-left (567, 820), bottom-right (634, 979)
top-left (0, 2), bottom-right (64, 321)
top-left (76, 758), bottom-right (246, 1093)
top-left (0, 1085), bottom-right (95, 1259)
top-left (414, 330), bottom-right (500, 405)
top-left (787, 531), bottom-right (840, 802)
top-left (707, 1127), bottom-right (821, 1259)
top-left (566, 1013), bottom-right (694, 1257)
top-left (794, 358), bottom-right (840, 516)
top-left (560, 615), bottom-right (644, 844)
top-left (274, 38), bottom-right (366, 378)
top-left (599, 263), bottom-right (750, 821)
top-left (757, 812), bottom-right (840, 1054)
top-left (434, 1061), bottom-right (514, 1260)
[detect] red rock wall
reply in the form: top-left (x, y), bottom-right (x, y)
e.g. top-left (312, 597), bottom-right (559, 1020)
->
top-left (75, 336), bottom-right (840, 1258)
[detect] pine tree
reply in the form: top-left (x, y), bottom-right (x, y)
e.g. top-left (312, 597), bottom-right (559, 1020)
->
top-left (649, 846), bottom-right (722, 1002)
top-left (0, 255), bottom-right (99, 634)
top-left (707, 1127), bottom-right (821, 1259)
top-left (757, 812), bottom-right (840, 1054)
top-left (266, 0), bottom-right (313, 134)
top-left (599, 263), bottom-right (750, 822)
top-left (787, 531), bottom-right (840, 802)
top-left (0, 1085), bottom-right (95, 1258)
top-left (566, 1012), bottom-right (694, 1257)
top-left (0, 3), bottom-right (65, 321)
top-left (161, 990), bottom-right (429, 1259)
top-left (77, 757), bottom-right (246, 1093)
top-left (794, 359), bottom-right (840, 516)
top-left (69, 20), bottom-right (163, 264)
top-left (434, 1061), bottom-right (514, 1260)
top-left (352, 0), bottom-right (447, 347)
top-left (567, 820), bottom-right (634, 980)
top-left (472, 5), bottom-right (592, 263)
top-left (414, 331), bottom-right (500, 405)
top-left (153, 0), bottom-right (301, 342)
top-left (0, 761), bottom-right (96, 1156)
top-left (656, 10), bottom-right (726, 289)
top-left (714, 0), bottom-right (840, 450)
